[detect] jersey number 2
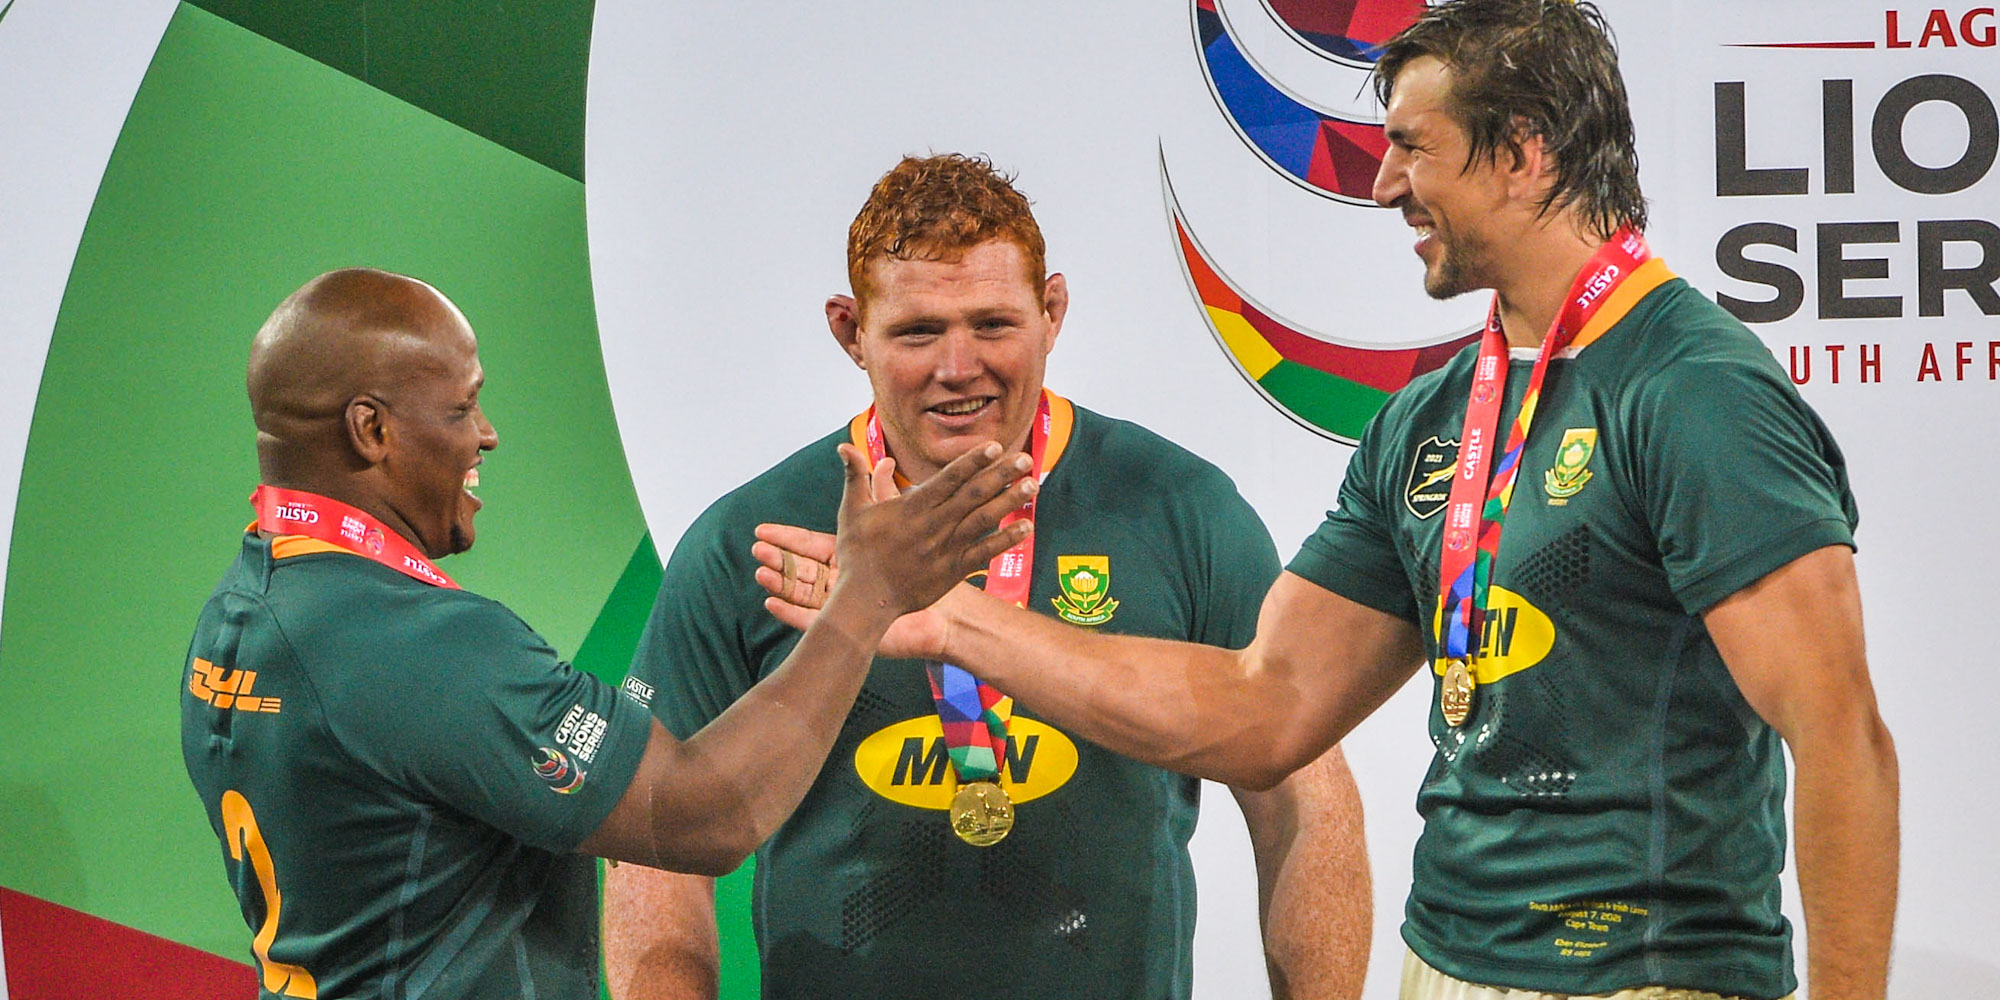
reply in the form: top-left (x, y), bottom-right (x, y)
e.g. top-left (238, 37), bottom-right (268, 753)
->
top-left (221, 790), bottom-right (319, 998)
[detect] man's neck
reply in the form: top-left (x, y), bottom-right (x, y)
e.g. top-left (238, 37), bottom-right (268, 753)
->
top-left (263, 477), bottom-right (432, 556)
top-left (1491, 224), bottom-right (1605, 350)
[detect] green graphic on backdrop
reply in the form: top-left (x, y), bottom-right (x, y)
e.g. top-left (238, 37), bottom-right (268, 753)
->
top-left (0, 1), bottom-right (654, 967)
top-left (187, 0), bottom-right (594, 180)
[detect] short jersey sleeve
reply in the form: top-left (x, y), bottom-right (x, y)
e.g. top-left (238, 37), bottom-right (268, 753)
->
top-left (626, 511), bottom-right (759, 741)
top-left (321, 597), bottom-right (653, 854)
top-left (1287, 414), bottom-right (1422, 626)
top-left (1187, 472), bottom-right (1282, 650)
top-left (1632, 358), bottom-right (1858, 613)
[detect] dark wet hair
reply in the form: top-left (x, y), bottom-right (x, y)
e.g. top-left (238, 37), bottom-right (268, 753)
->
top-left (1375, 0), bottom-right (1647, 239)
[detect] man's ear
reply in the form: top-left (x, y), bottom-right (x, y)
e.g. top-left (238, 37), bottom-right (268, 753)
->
top-left (826, 294), bottom-right (866, 370)
top-left (1041, 273), bottom-right (1069, 354)
top-left (1505, 127), bottom-right (1553, 204)
top-left (346, 396), bottom-right (391, 464)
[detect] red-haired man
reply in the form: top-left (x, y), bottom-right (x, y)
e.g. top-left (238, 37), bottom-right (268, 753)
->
top-left (603, 154), bottom-right (1373, 1000)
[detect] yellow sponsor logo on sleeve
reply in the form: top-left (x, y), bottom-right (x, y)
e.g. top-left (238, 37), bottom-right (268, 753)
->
top-left (853, 713), bottom-right (1080, 810)
top-left (1430, 587), bottom-right (1557, 685)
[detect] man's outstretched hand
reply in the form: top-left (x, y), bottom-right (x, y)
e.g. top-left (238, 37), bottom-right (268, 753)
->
top-left (819, 442), bottom-right (1032, 629)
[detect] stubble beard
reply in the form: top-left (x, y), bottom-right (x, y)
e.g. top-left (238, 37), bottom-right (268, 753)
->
top-left (1423, 224), bottom-right (1492, 301)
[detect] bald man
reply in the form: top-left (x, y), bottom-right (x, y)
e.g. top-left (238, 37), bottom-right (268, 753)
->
top-left (180, 268), bottom-right (1035, 1000)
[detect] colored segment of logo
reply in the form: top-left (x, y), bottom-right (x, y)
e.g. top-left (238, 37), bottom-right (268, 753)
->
top-left (1052, 555), bottom-right (1119, 626)
top-left (853, 714), bottom-right (1080, 810)
top-left (188, 658), bottom-right (283, 714)
top-left (534, 747), bottom-right (586, 794)
top-left (1261, 0), bottom-right (1427, 64)
top-left (1194, 0), bottom-right (1405, 202)
top-left (1544, 428), bottom-right (1599, 503)
top-left (1167, 175), bottom-right (1479, 443)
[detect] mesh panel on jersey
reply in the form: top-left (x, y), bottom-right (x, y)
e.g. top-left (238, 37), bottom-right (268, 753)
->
top-left (849, 799), bottom-right (877, 835)
top-left (1480, 690), bottom-right (1577, 798)
top-left (1532, 671), bottom-right (1573, 734)
top-left (1511, 525), bottom-right (1593, 608)
top-left (848, 688), bottom-right (898, 731)
top-left (838, 818), bottom-right (947, 953)
top-left (977, 800), bottom-right (1092, 950)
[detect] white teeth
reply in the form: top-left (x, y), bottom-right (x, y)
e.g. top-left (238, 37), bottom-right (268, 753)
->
top-left (934, 399), bottom-right (988, 416)
top-left (1416, 225), bottom-right (1435, 239)
top-left (464, 468), bottom-right (480, 488)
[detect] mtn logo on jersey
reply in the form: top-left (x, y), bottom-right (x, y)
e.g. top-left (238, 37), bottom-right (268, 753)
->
top-left (188, 658), bottom-right (282, 713)
top-left (1404, 436), bottom-right (1461, 520)
top-left (1429, 586), bottom-right (1557, 685)
top-left (533, 747), bottom-right (586, 794)
top-left (854, 714), bottom-right (1079, 810)
top-left (1544, 428), bottom-right (1599, 504)
top-left (1052, 555), bottom-right (1119, 626)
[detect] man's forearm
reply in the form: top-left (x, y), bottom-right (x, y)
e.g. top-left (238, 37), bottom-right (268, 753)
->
top-left (944, 591), bottom-right (1308, 788)
top-left (1793, 719), bottom-right (1899, 1000)
top-left (665, 585), bottom-right (900, 864)
top-left (1237, 747), bottom-right (1372, 1000)
top-left (942, 574), bottom-right (1425, 790)
top-left (583, 584), bottom-right (900, 872)
top-left (603, 866), bottom-right (720, 1000)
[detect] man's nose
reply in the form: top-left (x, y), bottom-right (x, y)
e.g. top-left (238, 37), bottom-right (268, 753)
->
top-left (1373, 151), bottom-right (1408, 209)
top-left (933, 330), bottom-right (982, 383)
top-left (477, 408), bottom-right (499, 451)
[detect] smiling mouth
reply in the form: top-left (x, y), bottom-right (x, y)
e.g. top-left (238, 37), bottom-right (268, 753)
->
top-left (930, 397), bottom-right (994, 418)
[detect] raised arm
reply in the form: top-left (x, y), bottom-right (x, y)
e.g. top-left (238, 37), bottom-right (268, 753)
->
top-left (756, 538), bottom-right (1426, 793)
top-left (578, 443), bottom-right (1035, 872)
top-left (1704, 544), bottom-right (1897, 1000)
top-left (935, 571), bottom-right (1423, 789)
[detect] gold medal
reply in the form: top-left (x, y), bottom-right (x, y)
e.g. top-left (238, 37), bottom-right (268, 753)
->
top-left (949, 780), bottom-right (1014, 847)
top-left (1440, 659), bottom-right (1475, 727)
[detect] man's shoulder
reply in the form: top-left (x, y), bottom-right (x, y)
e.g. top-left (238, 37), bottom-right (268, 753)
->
top-left (1608, 278), bottom-right (1797, 400)
top-left (1614, 279), bottom-right (1775, 364)
top-left (262, 552), bottom-right (538, 661)
top-left (663, 425), bottom-right (848, 578)
top-left (1060, 402), bottom-right (1237, 494)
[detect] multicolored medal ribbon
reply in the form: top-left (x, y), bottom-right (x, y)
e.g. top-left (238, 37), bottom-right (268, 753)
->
top-left (250, 484), bottom-right (460, 589)
top-left (1434, 228), bottom-right (1669, 726)
top-left (864, 393), bottom-right (1052, 846)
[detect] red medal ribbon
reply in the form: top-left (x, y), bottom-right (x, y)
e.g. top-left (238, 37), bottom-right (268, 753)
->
top-left (864, 392), bottom-right (1052, 781)
top-left (250, 485), bottom-right (460, 590)
top-left (1436, 228), bottom-right (1652, 666)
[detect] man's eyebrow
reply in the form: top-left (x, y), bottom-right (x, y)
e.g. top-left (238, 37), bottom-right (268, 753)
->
top-left (886, 316), bottom-right (946, 334)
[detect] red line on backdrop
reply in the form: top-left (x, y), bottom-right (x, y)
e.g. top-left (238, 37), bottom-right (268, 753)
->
top-left (1725, 40), bottom-right (1878, 48)
top-left (1, 888), bottom-right (254, 999)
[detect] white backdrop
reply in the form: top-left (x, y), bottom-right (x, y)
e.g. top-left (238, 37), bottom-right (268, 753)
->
top-left (584, 1), bottom-right (1999, 996)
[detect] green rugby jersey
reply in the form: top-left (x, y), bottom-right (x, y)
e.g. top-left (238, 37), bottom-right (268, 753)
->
top-left (181, 532), bottom-right (652, 1000)
top-left (630, 393), bottom-right (1279, 1000)
top-left (1290, 278), bottom-right (1855, 999)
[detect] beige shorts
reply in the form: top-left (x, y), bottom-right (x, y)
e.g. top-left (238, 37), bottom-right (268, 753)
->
top-left (1399, 948), bottom-right (1794, 1000)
